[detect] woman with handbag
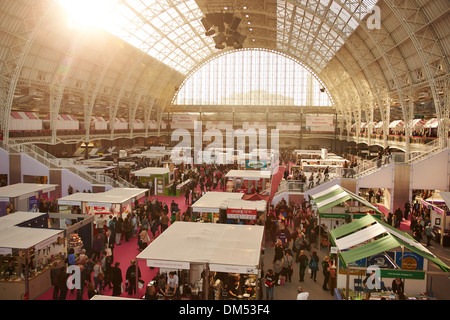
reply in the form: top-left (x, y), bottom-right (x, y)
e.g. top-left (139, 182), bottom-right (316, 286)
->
top-left (264, 269), bottom-right (276, 300)
top-left (93, 259), bottom-right (104, 293)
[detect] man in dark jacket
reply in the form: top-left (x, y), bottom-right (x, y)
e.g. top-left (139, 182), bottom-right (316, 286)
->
top-left (111, 262), bottom-right (123, 296)
top-left (125, 260), bottom-right (141, 296)
top-left (50, 262), bottom-right (63, 300)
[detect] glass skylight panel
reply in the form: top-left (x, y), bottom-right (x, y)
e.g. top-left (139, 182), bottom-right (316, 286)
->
top-left (277, 0), bottom-right (373, 72)
top-left (57, 0), bottom-right (214, 74)
top-left (173, 50), bottom-right (332, 107)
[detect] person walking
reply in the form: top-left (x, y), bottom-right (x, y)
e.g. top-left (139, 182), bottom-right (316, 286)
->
top-left (111, 262), bottom-right (123, 296)
top-left (160, 212), bottom-right (170, 233)
top-left (425, 223), bottom-right (433, 247)
top-left (308, 250), bottom-right (319, 282)
top-left (328, 260), bottom-right (337, 296)
top-left (281, 251), bottom-right (294, 283)
top-left (298, 250), bottom-right (308, 282)
top-left (93, 259), bottom-right (104, 293)
top-left (125, 260), bottom-right (141, 296)
top-left (115, 217), bottom-right (123, 245)
top-left (321, 256), bottom-right (330, 291)
top-left (264, 269), bottom-right (276, 300)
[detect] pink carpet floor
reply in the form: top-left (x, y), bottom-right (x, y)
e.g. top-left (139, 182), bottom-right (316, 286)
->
top-left (376, 204), bottom-right (411, 231)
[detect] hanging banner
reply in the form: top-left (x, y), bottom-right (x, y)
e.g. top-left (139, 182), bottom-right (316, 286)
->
top-left (171, 114), bottom-right (198, 129)
top-left (306, 115), bottom-right (335, 132)
top-left (268, 166), bottom-right (286, 205)
top-left (29, 196), bottom-right (39, 212)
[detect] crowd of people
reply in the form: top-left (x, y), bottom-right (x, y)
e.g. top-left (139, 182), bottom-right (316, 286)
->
top-left (261, 195), bottom-right (339, 300)
top-left (26, 144), bottom-right (442, 301)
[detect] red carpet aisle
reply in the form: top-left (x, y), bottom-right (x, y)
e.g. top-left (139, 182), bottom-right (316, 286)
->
top-left (35, 186), bottom-right (222, 300)
top-left (376, 204), bottom-right (411, 231)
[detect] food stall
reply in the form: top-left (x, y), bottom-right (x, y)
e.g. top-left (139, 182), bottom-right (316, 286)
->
top-left (191, 192), bottom-right (266, 224)
top-left (132, 167), bottom-right (173, 196)
top-left (136, 221), bottom-right (264, 300)
top-left (225, 170), bottom-right (271, 193)
top-left (57, 187), bottom-right (148, 221)
top-left (0, 183), bottom-right (58, 215)
top-left (330, 214), bottom-right (450, 300)
top-left (0, 211), bottom-right (65, 300)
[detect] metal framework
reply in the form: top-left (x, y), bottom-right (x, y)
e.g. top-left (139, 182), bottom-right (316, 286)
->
top-left (0, 0), bottom-right (447, 151)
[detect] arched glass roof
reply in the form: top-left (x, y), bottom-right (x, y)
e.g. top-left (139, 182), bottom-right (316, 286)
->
top-left (56, 0), bottom-right (379, 75)
top-left (173, 49), bottom-right (333, 107)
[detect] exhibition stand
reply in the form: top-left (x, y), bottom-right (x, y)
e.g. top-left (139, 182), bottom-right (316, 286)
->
top-left (132, 167), bottom-right (173, 196)
top-left (225, 170), bottom-right (271, 193)
top-left (431, 192), bottom-right (450, 246)
top-left (0, 183), bottom-right (58, 215)
top-left (308, 184), bottom-right (382, 248)
top-left (136, 222), bottom-right (264, 300)
top-left (191, 192), bottom-right (266, 224)
top-left (57, 187), bottom-right (147, 219)
top-left (329, 214), bottom-right (450, 300)
top-left (0, 211), bottom-right (65, 300)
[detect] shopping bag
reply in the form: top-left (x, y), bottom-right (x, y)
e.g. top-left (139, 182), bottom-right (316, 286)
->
top-left (138, 279), bottom-right (145, 290)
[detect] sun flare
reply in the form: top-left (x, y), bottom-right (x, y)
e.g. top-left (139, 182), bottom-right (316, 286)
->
top-left (57, 0), bottom-right (119, 31)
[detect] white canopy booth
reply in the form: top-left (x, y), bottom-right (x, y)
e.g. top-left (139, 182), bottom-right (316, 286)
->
top-left (9, 111), bottom-right (43, 131)
top-left (0, 183), bottom-right (58, 214)
top-left (136, 221), bottom-right (265, 300)
top-left (389, 120), bottom-right (404, 133)
top-left (57, 188), bottom-right (147, 220)
top-left (0, 211), bottom-right (65, 300)
top-left (191, 192), bottom-right (267, 224)
top-left (225, 169), bottom-right (272, 193)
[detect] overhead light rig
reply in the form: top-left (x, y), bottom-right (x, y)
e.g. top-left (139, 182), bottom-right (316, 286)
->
top-left (201, 12), bottom-right (247, 49)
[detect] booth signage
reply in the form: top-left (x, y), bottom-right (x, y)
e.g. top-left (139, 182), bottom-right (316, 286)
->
top-left (58, 200), bottom-right (82, 206)
top-left (245, 160), bottom-right (267, 169)
top-left (319, 213), bottom-right (348, 219)
top-left (0, 247), bottom-right (12, 255)
top-left (227, 208), bottom-right (257, 220)
top-left (395, 252), bottom-right (424, 271)
top-left (380, 269), bottom-right (425, 280)
top-left (193, 207), bottom-right (220, 213)
top-left (210, 263), bottom-right (259, 275)
top-left (146, 259), bottom-right (190, 270)
top-left (87, 202), bottom-right (112, 208)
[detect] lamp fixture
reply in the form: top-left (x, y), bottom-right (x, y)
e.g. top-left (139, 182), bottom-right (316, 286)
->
top-left (201, 11), bottom-right (247, 50)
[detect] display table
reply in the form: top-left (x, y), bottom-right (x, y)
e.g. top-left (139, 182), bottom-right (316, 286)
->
top-left (335, 288), bottom-right (438, 300)
top-left (0, 265), bottom-right (55, 300)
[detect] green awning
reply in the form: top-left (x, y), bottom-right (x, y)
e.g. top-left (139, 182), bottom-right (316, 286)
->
top-left (340, 234), bottom-right (400, 266)
top-left (330, 214), bottom-right (376, 239)
top-left (330, 214), bottom-right (450, 272)
top-left (310, 185), bottom-right (382, 214)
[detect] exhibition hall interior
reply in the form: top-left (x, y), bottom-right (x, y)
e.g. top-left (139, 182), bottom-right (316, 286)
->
top-left (0, 0), bottom-right (449, 301)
